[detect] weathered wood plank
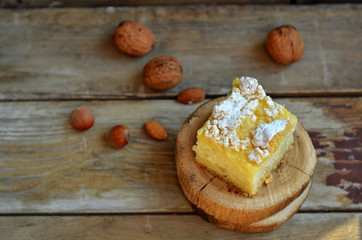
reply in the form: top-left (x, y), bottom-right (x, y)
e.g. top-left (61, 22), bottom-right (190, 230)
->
top-left (0, 213), bottom-right (360, 239)
top-left (0, 5), bottom-right (361, 100)
top-left (297, 0), bottom-right (362, 3)
top-left (3, 0), bottom-right (361, 8)
top-left (0, 97), bottom-right (360, 213)
top-left (1, 0), bottom-right (290, 8)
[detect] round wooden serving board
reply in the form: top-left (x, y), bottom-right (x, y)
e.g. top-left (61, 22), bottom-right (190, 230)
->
top-left (175, 97), bottom-right (317, 232)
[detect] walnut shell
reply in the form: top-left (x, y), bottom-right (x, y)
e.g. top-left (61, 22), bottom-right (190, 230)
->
top-left (113, 21), bottom-right (155, 57)
top-left (143, 56), bottom-right (183, 91)
top-left (266, 25), bottom-right (304, 65)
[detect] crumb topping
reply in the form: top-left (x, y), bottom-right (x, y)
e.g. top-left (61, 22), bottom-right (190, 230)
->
top-left (204, 76), bottom-right (289, 164)
top-left (248, 119), bottom-right (288, 163)
top-left (264, 96), bottom-right (283, 117)
top-left (252, 119), bottom-right (288, 149)
top-left (249, 148), bottom-right (270, 164)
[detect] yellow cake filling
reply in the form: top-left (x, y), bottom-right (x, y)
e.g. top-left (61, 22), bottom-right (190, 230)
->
top-left (192, 77), bottom-right (298, 196)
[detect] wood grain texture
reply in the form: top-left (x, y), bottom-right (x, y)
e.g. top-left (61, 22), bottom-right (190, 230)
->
top-left (3, 0), bottom-right (361, 8)
top-left (0, 213), bottom-right (360, 240)
top-left (0, 97), bottom-right (360, 213)
top-left (0, 100), bottom-right (193, 213)
top-left (297, 0), bottom-right (362, 3)
top-left (246, 181), bottom-right (311, 232)
top-left (0, 5), bottom-right (361, 100)
top-left (1, 0), bottom-right (290, 8)
top-left (176, 97), bottom-right (316, 230)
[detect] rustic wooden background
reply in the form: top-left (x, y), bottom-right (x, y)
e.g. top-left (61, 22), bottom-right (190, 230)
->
top-left (2, 0), bottom-right (362, 8)
top-left (0, 1), bottom-right (361, 239)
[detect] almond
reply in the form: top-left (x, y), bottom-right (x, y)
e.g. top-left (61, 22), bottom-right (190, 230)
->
top-left (265, 25), bottom-right (304, 64)
top-left (143, 56), bottom-right (183, 91)
top-left (177, 87), bottom-right (205, 104)
top-left (113, 21), bottom-right (155, 57)
top-left (144, 120), bottom-right (167, 141)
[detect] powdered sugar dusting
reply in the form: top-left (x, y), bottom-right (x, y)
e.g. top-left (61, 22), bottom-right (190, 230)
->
top-left (248, 119), bottom-right (288, 163)
top-left (265, 96), bottom-right (283, 117)
top-left (206, 89), bottom-right (257, 149)
top-left (204, 76), bottom-right (288, 161)
top-left (249, 148), bottom-right (270, 164)
top-left (252, 119), bottom-right (288, 149)
top-left (233, 76), bottom-right (266, 100)
top-left (212, 90), bottom-right (248, 131)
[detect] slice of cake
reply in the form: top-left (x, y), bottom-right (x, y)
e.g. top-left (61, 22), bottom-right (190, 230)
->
top-left (192, 76), bottom-right (298, 196)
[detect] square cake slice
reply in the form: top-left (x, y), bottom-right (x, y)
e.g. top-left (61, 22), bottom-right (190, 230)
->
top-left (192, 77), bottom-right (298, 196)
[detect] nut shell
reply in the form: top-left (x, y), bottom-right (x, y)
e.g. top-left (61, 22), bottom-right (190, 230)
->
top-left (177, 87), bottom-right (205, 104)
top-left (70, 107), bottom-right (94, 131)
top-left (144, 120), bottom-right (167, 141)
top-left (266, 25), bottom-right (304, 65)
top-left (113, 21), bottom-right (155, 57)
top-left (106, 125), bottom-right (130, 148)
top-left (143, 56), bottom-right (183, 91)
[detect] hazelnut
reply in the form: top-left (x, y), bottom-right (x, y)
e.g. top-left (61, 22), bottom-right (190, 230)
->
top-left (113, 21), bottom-right (155, 57)
top-left (70, 107), bottom-right (94, 131)
top-left (106, 125), bottom-right (130, 148)
top-left (144, 120), bottom-right (167, 141)
top-left (265, 25), bottom-right (304, 64)
top-left (177, 87), bottom-right (205, 104)
top-left (143, 56), bottom-right (183, 91)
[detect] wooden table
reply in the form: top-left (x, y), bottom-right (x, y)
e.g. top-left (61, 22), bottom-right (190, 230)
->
top-left (0, 1), bottom-right (361, 239)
